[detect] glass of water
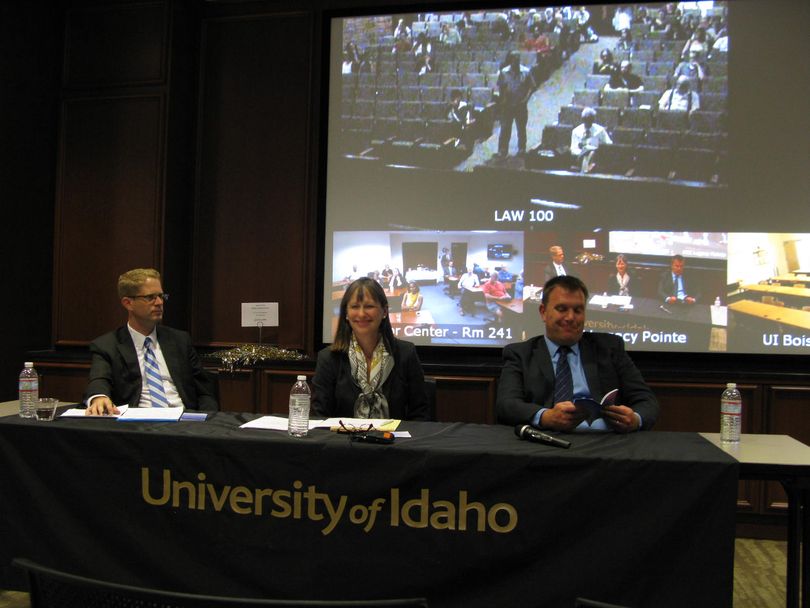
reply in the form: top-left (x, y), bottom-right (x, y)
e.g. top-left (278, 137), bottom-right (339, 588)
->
top-left (35, 398), bottom-right (59, 421)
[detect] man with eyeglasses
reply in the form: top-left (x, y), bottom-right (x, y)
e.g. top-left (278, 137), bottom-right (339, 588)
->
top-left (83, 268), bottom-right (217, 415)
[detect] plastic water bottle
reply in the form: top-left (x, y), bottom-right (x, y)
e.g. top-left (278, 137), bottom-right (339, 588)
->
top-left (288, 375), bottom-right (311, 437)
top-left (720, 382), bottom-right (742, 442)
top-left (18, 362), bottom-right (39, 419)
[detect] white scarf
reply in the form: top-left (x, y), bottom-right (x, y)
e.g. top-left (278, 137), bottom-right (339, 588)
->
top-left (348, 335), bottom-right (393, 418)
top-left (616, 272), bottom-right (630, 296)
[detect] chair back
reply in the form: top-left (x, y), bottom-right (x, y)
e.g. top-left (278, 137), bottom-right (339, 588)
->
top-left (13, 558), bottom-right (429, 608)
top-left (424, 376), bottom-right (437, 422)
top-left (574, 598), bottom-right (630, 608)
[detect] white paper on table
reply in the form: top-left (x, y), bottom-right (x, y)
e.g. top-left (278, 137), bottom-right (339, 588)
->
top-left (117, 406), bottom-right (184, 422)
top-left (589, 294), bottom-right (632, 307)
top-left (239, 416), bottom-right (325, 431)
top-left (60, 405), bottom-right (130, 419)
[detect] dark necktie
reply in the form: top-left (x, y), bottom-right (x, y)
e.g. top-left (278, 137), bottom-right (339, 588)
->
top-left (554, 345), bottom-right (573, 404)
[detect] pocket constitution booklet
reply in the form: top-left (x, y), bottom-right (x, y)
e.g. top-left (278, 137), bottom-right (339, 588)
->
top-left (574, 389), bottom-right (619, 424)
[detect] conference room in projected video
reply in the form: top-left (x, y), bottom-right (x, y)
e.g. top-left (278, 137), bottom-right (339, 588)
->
top-left (328, 230), bottom-right (810, 353)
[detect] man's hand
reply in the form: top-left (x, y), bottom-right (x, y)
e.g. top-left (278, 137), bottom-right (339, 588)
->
top-left (86, 396), bottom-right (120, 416)
top-left (603, 405), bottom-right (640, 433)
top-left (541, 401), bottom-right (588, 432)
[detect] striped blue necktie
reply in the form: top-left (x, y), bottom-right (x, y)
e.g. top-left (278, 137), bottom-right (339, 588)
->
top-left (143, 337), bottom-right (169, 408)
top-left (554, 345), bottom-right (573, 404)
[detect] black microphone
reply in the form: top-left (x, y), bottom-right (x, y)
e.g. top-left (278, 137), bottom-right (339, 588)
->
top-left (515, 424), bottom-right (571, 449)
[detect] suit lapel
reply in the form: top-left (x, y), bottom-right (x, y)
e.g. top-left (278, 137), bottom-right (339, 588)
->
top-left (156, 326), bottom-right (180, 380)
top-left (116, 327), bottom-right (139, 377)
top-left (115, 327), bottom-right (142, 406)
top-left (535, 338), bottom-right (555, 407)
top-left (579, 335), bottom-right (602, 399)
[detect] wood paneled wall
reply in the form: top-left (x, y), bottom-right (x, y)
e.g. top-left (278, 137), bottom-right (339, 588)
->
top-left (193, 10), bottom-right (315, 350)
top-left (1, 3), bottom-right (63, 401)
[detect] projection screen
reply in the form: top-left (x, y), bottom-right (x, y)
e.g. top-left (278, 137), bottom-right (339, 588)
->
top-left (322, 0), bottom-right (810, 354)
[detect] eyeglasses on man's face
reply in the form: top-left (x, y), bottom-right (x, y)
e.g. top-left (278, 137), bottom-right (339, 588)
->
top-left (127, 293), bottom-right (169, 303)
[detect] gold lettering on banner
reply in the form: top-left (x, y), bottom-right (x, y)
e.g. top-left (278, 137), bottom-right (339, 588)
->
top-left (389, 488), bottom-right (518, 533)
top-left (229, 487), bottom-right (253, 514)
top-left (141, 467), bottom-right (170, 505)
top-left (488, 503), bottom-right (518, 533)
top-left (430, 500), bottom-right (455, 530)
top-left (139, 468), bottom-right (518, 535)
top-left (402, 489), bottom-right (430, 528)
top-left (255, 488), bottom-right (273, 516)
top-left (173, 480), bottom-right (195, 508)
top-left (459, 490), bottom-right (486, 532)
top-left (271, 490), bottom-right (291, 517)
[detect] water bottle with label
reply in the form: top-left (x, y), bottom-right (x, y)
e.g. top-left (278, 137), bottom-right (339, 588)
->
top-left (18, 362), bottom-right (39, 419)
top-left (720, 382), bottom-right (742, 442)
top-left (288, 375), bottom-right (311, 437)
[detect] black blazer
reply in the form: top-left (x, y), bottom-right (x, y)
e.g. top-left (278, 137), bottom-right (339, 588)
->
top-left (606, 271), bottom-right (637, 296)
top-left (658, 270), bottom-right (701, 303)
top-left (312, 338), bottom-right (429, 420)
top-left (496, 332), bottom-right (659, 429)
top-left (83, 325), bottom-right (218, 411)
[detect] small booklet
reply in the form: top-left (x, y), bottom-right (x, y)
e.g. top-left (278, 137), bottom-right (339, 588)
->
top-left (574, 389), bottom-right (619, 424)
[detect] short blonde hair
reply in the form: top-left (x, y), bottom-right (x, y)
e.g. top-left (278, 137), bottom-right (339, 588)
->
top-left (117, 268), bottom-right (161, 298)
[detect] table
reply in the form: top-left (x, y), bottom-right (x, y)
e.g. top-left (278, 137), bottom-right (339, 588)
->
top-left (729, 300), bottom-right (810, 330)
top-left (404, 269), bottom-right (441, 284)
top-left (389, 310), bottom-right (436, 325)
top-left (741, 284), bottom-right (810, 299)
top-left (701, 434), bottom-right (810, 608)
top-left (0, 413), bottom-right (737, 607)
top-left (740, 284), bottom-right (810, 309)
top-left (586, 296), bottom-right (715, 351)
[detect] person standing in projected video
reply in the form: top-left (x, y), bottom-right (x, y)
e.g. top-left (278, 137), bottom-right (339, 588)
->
top-left (658, 254), bottom-right (700, 305)
top-left (312, 277), bottom-right (429, 421)
top-left (495, 275), bottom-right (659, 433)
top-left (543, 245), bottom-right (568, 283)
top-left (495, 50), bottom-right (537, 158)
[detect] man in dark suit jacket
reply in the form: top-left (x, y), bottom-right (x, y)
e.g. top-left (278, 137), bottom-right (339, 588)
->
top-left (543, 245), bottom-right (567, 283)
top-left (83, 268), bottom-right (217, 415)
top-left (658, 254), bottom-right (700, 304)
top-left (496, 275), bottom-right (658, 432)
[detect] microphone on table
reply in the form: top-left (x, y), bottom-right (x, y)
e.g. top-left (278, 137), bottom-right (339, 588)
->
top-left (514, 424), bottom-right (571, 449)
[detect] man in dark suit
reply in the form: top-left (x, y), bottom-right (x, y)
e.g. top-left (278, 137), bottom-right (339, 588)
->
top-left (83, 268), bottom-right (217, 415)
top-left (543, 245), bottom-right (567, 283)
top-left (496, 275), bottom-right (658, 432)
top-left (658, 254), bottom-right (700, 304)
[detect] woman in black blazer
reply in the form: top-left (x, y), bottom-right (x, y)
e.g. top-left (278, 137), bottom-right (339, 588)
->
top-left (313, 277), bottom-right (429, 421)
top-left (606, 254), bottom-right (635, 296)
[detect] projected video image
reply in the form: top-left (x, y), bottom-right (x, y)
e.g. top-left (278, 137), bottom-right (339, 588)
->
top-left (334, 3), bottom-right (728, 186)
top-left (726, 234), bottom-right (810, 353)
top-left (329, 231), bottom-right (526, 346)
top-left (324, 2), bottom-right (810, 355)
top-left (327, 230), bottom-right (742, 352)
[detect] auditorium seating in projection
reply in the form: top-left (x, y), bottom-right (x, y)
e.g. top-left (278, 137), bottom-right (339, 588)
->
top-left (338, 9), bottom-right (727, 185)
